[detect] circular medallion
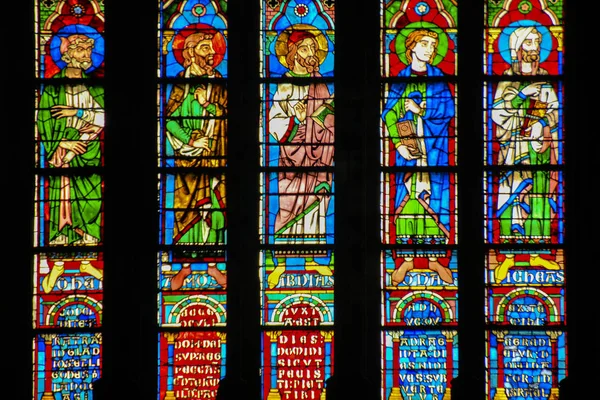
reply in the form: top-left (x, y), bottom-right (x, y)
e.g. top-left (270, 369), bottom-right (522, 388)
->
top-left (192, 4), bottom-right (207, 17)
top-left (71, 4), bottom-right (85, 17)
top-left (294, 4), bottom-right (309, 17)
top-left (518, 0), bottom-right (533, 14)
top-left (415, 2), bottom-right (430, 16)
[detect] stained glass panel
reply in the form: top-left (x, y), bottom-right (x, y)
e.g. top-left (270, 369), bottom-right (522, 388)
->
top-left (381, 172), bottom-right (457, 246)
top-left (260, 250), bottom-right (334, 324)
top-left (484, 0), bottom-right (563, 76)
top-left (158, 2), bottom-right (228, 399)
top-left (484, 2), bottom-right (567, 399)
top-left (260, 2), bottom-right (335, 399)
top-left (33, 253), bottom-right (103, 329)
top-left (382, 330), bottom-right (458, 400)
top-left (34, 333), bottom-right (102, 400)
top-left (381, 3), bottom-right (459, 397)
top-left (380, 82), bottom-right (457, 168)
top-left (486, 330), bottom-right (567, 400)
top-left (484, 170), bottom-right (564, 245)
top-left (35, 0), bottom-right (105, 79)
top-left (382, 250), bottom-right (458, 327)
top-left (158, 331), bottom-right (226, 400)
top-left (260, 0), bottom-right (335, 78)
top-left (158, 172), bottom-right (228, 247)
top-left (33, 2), bottom-right (106, 398)
top-left (159, 0), bottom-right (228, 79)
top-left (381, 1), bottom-right (458, 77)
top-left (261, 330), bottom-right (333, 400)
top-left (259, 172), bottom-right (334, 246)
top-left (483, 80), bottom-right (564, 167)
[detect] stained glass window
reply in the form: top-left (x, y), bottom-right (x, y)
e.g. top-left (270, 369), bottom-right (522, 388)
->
top-left (260, 1), bottom-right (335, 399)
top-left (20, 2), bottom-right (585, 399)
top-left (157, 2), bottom-right (228, 399)
top-left (33, 1), bottom-right (106, 399)
top-left (380, 2), bottom-right (459, 399)
top-left (483, 1), bottom-right (567, 399)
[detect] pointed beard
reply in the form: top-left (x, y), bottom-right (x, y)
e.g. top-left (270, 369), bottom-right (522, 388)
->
top-left (297, 54), bottom-right (319, 73)
top-left (521, 50), bottom-right (540, 63)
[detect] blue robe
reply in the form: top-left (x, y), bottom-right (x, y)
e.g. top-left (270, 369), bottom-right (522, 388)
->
top-left (382, 64), bottom-right (454, 242)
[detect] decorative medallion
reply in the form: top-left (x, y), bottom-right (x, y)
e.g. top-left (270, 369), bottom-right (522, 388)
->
top-left (294, 3), bottom-right (309, 17)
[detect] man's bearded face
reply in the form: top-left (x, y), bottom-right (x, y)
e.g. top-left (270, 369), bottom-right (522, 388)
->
top-left (68, 42), bottom-right (93, 70)
top-left (521, 32), bottom-right (541, 63)
top-left (295, 38), bottom-right (319, 72)
top-left (194, 39), bottom-right (215, 67)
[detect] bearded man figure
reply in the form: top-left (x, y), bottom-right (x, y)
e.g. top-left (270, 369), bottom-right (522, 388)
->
top-left (165, 30), bottom-right (228, 289)
top-left (491, 26), bottom-right (561, 282)
top-left (37, 33), bottom-right (105, 247)
top-left (267, 29), bottom-right (335, 288)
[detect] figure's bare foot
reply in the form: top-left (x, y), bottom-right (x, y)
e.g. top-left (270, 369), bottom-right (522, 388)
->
top-left (305, 260), bottom-right (333, 276)
top-left (207, 263), bottom-right (227, 289)
top-left (530, 255), bottom-right (560, 270)
top-left (171, 263), bottom-right (192, 290)
top-left (391, 260), bottom-right (414, 285)
top-left (428, 260), bottom-right (454, 284)
top-left (494, 256), bottom-right (514, 283)
top-left (80, 260), bottom-right (103, 280)
top-left (268, 266), bottom-right (286, 289)
top-left (42, 262), bottom-right (65, 294)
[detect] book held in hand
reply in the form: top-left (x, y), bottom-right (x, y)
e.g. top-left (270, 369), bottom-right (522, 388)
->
top-left (396, 120), bottom-right (422, 157)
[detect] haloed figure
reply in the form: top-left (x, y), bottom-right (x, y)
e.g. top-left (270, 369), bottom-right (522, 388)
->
top-left (491, 26), bottom-right (561, 282)
top-left (37, 33), bottom-right (104, 246)
top-left (383, 29), bottom-right (455, 285)
top-left (165, 31), bottom-right (228, 289)
top-left (37, 33), bottom-right (105, 292)
top-left (267, 29), bottom-right (335, 288)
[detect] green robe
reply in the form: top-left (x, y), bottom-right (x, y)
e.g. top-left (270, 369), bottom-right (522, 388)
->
top-left (498, 81), bottom-right (557, 239)
top-left (165, 77), bottom-right (227, 245)
top-left (37, 70), bottom-right (104, 245)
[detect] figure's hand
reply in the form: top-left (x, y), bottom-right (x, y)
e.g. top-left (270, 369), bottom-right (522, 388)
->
top-left (58, 139), bottom-right (87, 154)
top-left (526, 122), bottom-right (550, 153)
top-left (521, 82), bottom-right (543, 97)
top-left (527, 121), bottom-right (543, 141)
top-left (194, 86), bottom-right (208, 105)
top-left (397, 144), bottom-right (420, 160)
top-left (191, 136), bottom-right (211, 151)
top-left (293, 100), bottom-right (307, 122)
top-left (79, 123), bottom-right (99, 135)
top-left (50, 105), bottom-right (78, 118)
top-left (404, 98), bottom-right (422, 115)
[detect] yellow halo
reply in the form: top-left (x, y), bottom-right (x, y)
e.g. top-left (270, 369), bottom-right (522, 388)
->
top-left (275, 24), bottom-right (329, 69)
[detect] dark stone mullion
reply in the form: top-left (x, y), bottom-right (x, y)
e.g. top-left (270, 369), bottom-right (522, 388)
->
top-left (226, 0), bottom-right (261, 398)
top-left (454, 2), bottom-right (486, 399)
top-left (103, 1), bottom-right (159, 398)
